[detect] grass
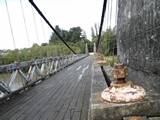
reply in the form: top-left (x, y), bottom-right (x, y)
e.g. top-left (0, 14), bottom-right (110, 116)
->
top-left (104, 56), bottom-right (118, 66)
top-left (94, 53), bottom-right (118, 66)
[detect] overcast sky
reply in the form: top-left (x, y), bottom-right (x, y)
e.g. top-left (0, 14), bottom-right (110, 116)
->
top-left (0, 0), bottom-right (118, 50)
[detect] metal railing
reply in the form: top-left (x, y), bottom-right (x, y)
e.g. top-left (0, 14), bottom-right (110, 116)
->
top-left (0, 54), bottom-right (87, 100)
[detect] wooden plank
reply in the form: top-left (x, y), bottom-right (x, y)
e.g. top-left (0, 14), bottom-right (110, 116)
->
top-left (72, 111), bottom-right (81, 120)
top-left (9, 68), bottom-right (70, 120)
top-left (55, 71), bottom-right (83, 120)
top-left (80, 75), bottom-right (92, 120)
top-left (0, 56), bottom-right (92, 120)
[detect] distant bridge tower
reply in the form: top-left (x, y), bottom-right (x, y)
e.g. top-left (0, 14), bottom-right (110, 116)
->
top-left (93, 42), bottom-right (96, 54)
top-left (85, 43), bottom-right (89, 55)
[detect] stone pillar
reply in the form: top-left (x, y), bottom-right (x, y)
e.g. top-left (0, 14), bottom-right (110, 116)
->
top-left (117, 0), bottom-right (160, 93)
top-left (93, 42), bottom-right (96, 54)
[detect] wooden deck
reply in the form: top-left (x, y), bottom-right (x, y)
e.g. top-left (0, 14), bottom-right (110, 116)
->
top-left (0, 56), bottom-right (93, 120)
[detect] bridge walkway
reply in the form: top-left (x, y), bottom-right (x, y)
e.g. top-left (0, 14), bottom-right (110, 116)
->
top-left (0, 56), bottom-right (93, 120)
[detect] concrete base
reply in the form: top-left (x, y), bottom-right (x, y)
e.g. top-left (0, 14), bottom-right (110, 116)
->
top-left (90, 65), bottom-right (160, 120)
top-left (123, 116), bottom-right (148, 120)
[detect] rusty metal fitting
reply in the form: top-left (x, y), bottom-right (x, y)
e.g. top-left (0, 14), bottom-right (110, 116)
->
top-left (101, 64), bottom-right (146, 103)
top-left (112, 63), bottom-right (128, 84)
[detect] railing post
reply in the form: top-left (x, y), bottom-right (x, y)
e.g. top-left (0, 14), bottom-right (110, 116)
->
top-left (0, 81), bottom-right (10, 94)
top-left (54, 59), bottom-right (58, 72)
top-left (9, 70), bottom-right (18, 88)
top-left (27, 65), bottom-right (33, 81)
top-left (49, 60), bottom-right (54, 74)
top-left (30, 65), bottom-right (36, 81)
top-left (40, 62), bottom-right (45, 76)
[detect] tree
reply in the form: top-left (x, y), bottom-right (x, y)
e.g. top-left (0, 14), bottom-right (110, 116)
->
top-left (32, 43), bottom-right (39, 47)
top-left (49, 26), bottom-right (84, 44)
top-left (41, 43), bottom-right (48, 46)
top-left (90, 25), bottom-right (117, 55)
top-left (49, 25), bottom-right (61, 43)
top-left (101, 29), bottom-right (117, 55)
top-left (69, 27), bottom-right (82, 43)
top-left (61, 30), bottom-right (70, 41)
top-left (81, 30), bottom-right (88, 43)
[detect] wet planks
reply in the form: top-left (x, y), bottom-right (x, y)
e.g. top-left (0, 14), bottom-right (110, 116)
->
top-left (0, 56), bottom-right (93, 120)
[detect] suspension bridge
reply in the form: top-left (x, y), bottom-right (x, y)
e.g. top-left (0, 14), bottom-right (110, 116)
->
top-left (0, 0), bottom-right (103, 119)
top-left (1, 0), bottom-right (160, 120)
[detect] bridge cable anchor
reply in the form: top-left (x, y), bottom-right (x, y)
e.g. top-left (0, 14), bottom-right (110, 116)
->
top-left (101, 63), bottom-right (146, 103)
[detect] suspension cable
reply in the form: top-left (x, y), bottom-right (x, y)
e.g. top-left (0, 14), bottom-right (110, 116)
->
top-left (4, 0), bottom-right (16, 49)
top-left (40, 18), bottom-right (47, 43)
top-left (106, 0), bottom-right (110, 55)
top-left (113, 0), bottom-right (119, 63)
top-left (109, 0), bottom-right (112, 29)
top-left (96, 0), bottom-right (111, 87)
top-left (31, 5), bottom-right (39, 44)
top-left (109, 0), bottom-right (114, 63)
top-left (20, 0), bottom-right (30, 47)
top-left (28, 0), bottom-right (76, 54)
top-left (96, 0), bottom-right (107, 52)
top-left (106, 0), bottom-right (112, 57)
top-left (115, 0), bottom-right (119, 25)
top-left (106, 0), bottom-right (110, 29)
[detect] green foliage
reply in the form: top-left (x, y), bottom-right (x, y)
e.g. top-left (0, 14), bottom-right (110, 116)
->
top-left (90, 24), bottom-right (117, 66)
top-left (69, 27), bottom-right (82, 42)
top-left (49, 25), bottom-right (62, 43)
top-left (91, 25), bottom-right (117, 56)
top-left (0, 25), bottom-right (89, 65)
top-left (0, 42), bottom-right (84, 65)
top-left (49, 26), bottom-right (85, 43)
top-left (91, 23), bottom-right (99, 40)
top-left (105, 56), bottom-right (118, 66)
top-left (85, 40), bottom-right (94, 52)
top-left (101, 28), bottom-right (117, 56)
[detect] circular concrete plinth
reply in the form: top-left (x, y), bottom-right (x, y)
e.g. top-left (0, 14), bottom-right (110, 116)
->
top-left (101, 81), bottom-right (146, 103)
top-left (96, 60), bottom-right (106, 65)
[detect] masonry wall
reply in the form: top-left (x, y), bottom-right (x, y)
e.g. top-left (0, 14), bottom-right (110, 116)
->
top-left (117, 0), bottom-right (160, 93)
